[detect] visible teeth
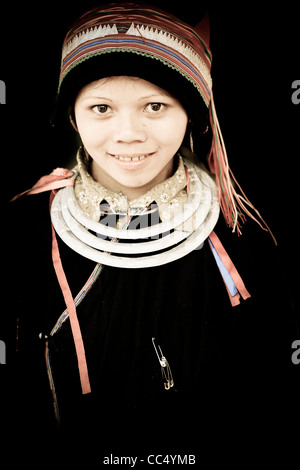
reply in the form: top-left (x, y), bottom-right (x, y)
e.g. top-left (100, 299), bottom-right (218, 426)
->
top-left (115, 155), bottom-right (146, 161)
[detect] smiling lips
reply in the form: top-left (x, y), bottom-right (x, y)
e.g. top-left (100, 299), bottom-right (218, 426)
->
top-left (109, 152), bottom-right (154, 162)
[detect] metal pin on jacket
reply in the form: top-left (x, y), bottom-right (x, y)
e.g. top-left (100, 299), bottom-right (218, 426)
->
top-left (152, 338), bottom-right (174, 390)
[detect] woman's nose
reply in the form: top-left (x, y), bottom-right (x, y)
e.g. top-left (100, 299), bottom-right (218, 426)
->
top-left (112, 112), bottom-right (147, 143)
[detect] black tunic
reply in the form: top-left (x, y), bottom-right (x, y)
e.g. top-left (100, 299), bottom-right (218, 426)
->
top-left (4, 191), bottom-right (299, 466)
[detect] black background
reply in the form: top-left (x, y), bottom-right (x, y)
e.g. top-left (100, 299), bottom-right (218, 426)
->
top-left (1, 0), bottom-right (299, 464)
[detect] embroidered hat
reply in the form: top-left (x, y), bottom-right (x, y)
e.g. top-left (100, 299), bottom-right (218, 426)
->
top-left (57, 3), bottom-right (210, 136)
top-left (56, 2), bottom-right (270, 236)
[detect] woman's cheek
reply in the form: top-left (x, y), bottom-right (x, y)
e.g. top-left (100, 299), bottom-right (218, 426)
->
top-left (80, 123), bottom-right (106, 148)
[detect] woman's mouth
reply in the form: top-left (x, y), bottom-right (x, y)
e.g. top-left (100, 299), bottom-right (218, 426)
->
top-left (114, 154), bottom-right (147, 161)
top-left (108, 152), bottom-right (155, 166)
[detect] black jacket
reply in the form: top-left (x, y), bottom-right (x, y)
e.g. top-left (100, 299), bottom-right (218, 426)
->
top-left (4, 191), bottom-right (299, 466)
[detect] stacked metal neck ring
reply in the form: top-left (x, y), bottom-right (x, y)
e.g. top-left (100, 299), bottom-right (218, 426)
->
top-left (50, 159), bottom-right (220, 268)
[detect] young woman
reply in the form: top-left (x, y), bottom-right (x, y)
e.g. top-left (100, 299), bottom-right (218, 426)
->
top-left (9, 3), bottom-right (297, 465)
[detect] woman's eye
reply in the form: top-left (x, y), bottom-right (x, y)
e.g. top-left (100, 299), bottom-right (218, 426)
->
top-left (92, 105), bottom-right (110, 114)
top-left (145, 103), bottom-right (165, 113)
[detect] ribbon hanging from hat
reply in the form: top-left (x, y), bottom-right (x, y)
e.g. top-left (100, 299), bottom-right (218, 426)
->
top-left (193, 12), bottom-right (276, 240)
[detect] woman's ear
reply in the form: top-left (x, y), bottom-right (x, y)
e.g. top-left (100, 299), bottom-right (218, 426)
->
top-left (69, 112), bottom-right (78, 132)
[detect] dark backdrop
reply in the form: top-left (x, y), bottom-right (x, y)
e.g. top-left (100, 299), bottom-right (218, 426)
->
top-left (1, 1), bottom-right (299, 461)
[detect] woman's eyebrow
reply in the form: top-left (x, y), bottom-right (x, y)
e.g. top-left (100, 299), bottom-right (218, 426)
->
top-left (82, 95), bottom-right (113, 102)
top-left (138, 93), bottom-right (171, 101)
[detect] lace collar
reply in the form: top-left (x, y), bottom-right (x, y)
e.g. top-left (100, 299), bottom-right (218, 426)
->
top-left (74, 147), bottom-right (188, 221)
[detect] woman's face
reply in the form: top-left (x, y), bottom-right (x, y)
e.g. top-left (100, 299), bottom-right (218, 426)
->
top-left (74, 76), bottom-right (188, 199)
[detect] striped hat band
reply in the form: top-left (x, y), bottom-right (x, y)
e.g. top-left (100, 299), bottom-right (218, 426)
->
top-left (59, 4), bottom-right (212, 107)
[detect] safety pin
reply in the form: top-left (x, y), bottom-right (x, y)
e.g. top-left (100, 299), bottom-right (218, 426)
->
top-left (152, 338), bottom-right (174, 390)
top-left (152, 337), bottom-right (167, 366)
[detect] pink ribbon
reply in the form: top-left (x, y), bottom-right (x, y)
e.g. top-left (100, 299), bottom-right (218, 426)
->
top-left (209, 231), bottom-right (251, 306)
top-left (10, 168), bottom-right (74, 201)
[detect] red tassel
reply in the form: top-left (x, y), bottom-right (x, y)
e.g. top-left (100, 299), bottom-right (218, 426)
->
top-left (207, 94), bottom-right (277, 244)
top-left (50, 196), bottom-right (91, 395)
